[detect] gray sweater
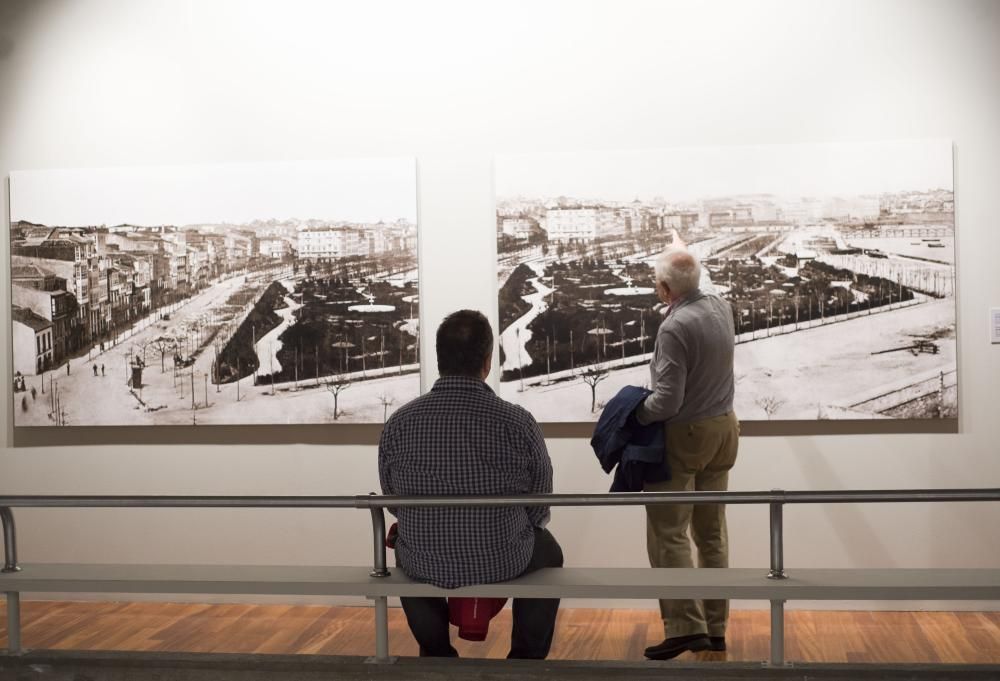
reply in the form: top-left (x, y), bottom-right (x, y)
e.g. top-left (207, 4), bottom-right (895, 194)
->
top-left (636, 289), bottom-right (736, 426)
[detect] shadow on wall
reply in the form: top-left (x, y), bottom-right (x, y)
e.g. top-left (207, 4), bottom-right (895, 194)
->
top-left (12, 424), bottom-right (384, 447)
top-left (0, 0), bottom-right (39, 61)
top-left (540, 419), bottom-right (957, 439)
top-left (0, 0), bottom-right (52, 152)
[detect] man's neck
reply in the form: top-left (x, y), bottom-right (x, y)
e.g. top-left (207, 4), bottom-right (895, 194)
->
top-left (667, 288), bottom-right (703, 312)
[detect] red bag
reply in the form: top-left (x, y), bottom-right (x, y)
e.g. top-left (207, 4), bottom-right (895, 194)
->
top-left (448, 597), bottom-right (508, 641)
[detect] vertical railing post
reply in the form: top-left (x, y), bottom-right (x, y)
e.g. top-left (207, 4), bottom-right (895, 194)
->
top-left (366, 495), bottom-right (392, 663)
top-left (1, 507), bottom-right (20, 573)
top-left (767, 490), bottom-right (786, 667)
top-left (767, 493), bottom-right (786, 580)
top-left (368, 500), bottom-right (390, 579)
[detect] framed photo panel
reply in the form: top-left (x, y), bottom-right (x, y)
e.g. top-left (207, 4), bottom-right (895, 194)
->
top-left (495, 140), bottom-right (956, 422)
top-left (9, 158), bottom-right (419, 426)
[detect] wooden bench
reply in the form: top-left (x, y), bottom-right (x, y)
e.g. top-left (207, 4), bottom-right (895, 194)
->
top-left (4, 564), bottom-right (1000, 664)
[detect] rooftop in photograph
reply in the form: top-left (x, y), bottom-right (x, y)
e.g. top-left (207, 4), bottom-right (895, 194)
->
top-left (11, 306), bottom-right (53, 331)
top-left (11, 263), bottom-right (57, 279)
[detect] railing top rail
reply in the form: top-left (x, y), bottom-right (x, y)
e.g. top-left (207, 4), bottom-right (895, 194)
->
top-left (0, 488), bottom-right (998, 509)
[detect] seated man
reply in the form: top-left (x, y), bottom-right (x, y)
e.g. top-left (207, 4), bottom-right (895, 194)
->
top-left (378, 309), bottom-right (563, 658)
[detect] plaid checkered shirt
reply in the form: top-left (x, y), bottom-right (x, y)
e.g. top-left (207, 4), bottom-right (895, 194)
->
top-left (378, 376), bottom-right (552, 589)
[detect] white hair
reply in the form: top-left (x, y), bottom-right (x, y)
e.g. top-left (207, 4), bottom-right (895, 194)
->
top-left (654, 247), bottom-right (701, 295)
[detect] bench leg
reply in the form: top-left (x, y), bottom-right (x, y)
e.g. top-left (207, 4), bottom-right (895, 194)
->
top-left (5, 591), bottom-right (21, 654)
top-left (372, 596), bottom-right (391, 663)
top-left (768, 598), bottom-right (784, 667)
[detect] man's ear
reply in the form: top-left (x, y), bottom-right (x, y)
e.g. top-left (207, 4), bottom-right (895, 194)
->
top-left (482, 351), bottom-right (493, 380)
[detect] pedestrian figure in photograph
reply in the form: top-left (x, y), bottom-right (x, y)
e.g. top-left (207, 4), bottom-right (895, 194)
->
top-left (93, 364), bottom-right (98, 377)
top-left (378, 310), bottom-right (563, 658)
top-left (100, 364), bottom-right (105, 376)
top-left (636, 247), bottom-right (740, 660)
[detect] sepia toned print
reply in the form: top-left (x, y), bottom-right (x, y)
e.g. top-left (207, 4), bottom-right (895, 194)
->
top-left (496, 140), bottom-right (956, 422)
top-left (9, 158), bottom-right (419, 426)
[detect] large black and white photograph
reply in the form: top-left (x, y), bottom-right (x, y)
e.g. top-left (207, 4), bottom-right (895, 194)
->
top-left (9, 158), bottom-right (419, 426)
top-left (496, 140), bottom-right (956, 422)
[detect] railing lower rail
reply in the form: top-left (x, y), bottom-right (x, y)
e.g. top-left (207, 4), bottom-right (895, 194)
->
top-left (1, 488), bottom-right (999, 666)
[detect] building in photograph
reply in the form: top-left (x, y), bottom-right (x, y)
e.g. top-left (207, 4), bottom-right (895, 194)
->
top-left (11, 224), bottom-right (97, 262)
top-left (660, 211), bottom-right (701, 231)
top-left (749, 202), bottom-right (780, 222)
top-left (824, 195), bottom-right (880, 222)
top-left (707, 206), bottom-right (755, 228)
top-left (12, 283), bottom-right (76, 365)
top-left (259, 237), bottom-right (292, 259)
top-left (500, 216), bottom-right (541, 241)
top-left (11, 307), bottom-right (54, 375)
top-left (779, 198), bottom-right (826, 225)
top-left (298, 226), bottom-right (365, 260)
top-left (10, 262), bottom-right (65, 291)
top-left (387, 220), bottom-right (418, 253)
top-left (544, 207), bottom-right (627, 242)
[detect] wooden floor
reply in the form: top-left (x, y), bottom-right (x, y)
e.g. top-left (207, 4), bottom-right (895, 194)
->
top-left (2, 601), bottom-right (999, 664)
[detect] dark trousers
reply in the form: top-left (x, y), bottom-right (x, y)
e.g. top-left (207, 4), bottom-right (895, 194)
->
top-left (399, 527), bottom-right (564, 659)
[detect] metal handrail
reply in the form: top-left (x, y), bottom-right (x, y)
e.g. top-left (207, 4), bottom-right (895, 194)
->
top-left (0, 487), bottom-right (997, 508)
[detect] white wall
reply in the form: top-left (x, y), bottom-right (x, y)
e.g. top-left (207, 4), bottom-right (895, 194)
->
top-left (1, 0), bottom-right (999, 611)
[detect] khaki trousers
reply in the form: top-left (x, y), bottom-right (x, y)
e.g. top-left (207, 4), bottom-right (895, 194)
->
top-left (644, 411), bottom-right (739, 638)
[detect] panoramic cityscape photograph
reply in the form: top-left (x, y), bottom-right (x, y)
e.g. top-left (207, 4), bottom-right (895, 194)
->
top-left (495, 140), bottom-right (956, 422)
top-left (8, 158), bottom-right (419, 426)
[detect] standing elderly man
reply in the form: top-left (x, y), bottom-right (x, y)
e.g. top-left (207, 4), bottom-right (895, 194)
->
top-left (378, 309), bottom-right (563, 659)
top-left (636, 247), bottom-right (739, 660)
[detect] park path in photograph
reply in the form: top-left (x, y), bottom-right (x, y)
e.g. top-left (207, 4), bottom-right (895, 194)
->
top-left (15, 266), bottom-right (422, 426)
top-left (500, 296), bottom-right (955, 422)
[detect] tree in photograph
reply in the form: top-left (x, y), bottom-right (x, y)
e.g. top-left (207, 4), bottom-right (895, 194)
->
top-left (578, 366), bottom-right (608, 413)
top-left (325, 375), bottom-right (351, 420)
top-left (755, 395), bottom-right (785, 420)
top-left (332, 340), bottom-right (355, 374)
top-left (147, 335), bottom-right (177, 372)
top-left (377, 392), bottom-right (395, 423)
